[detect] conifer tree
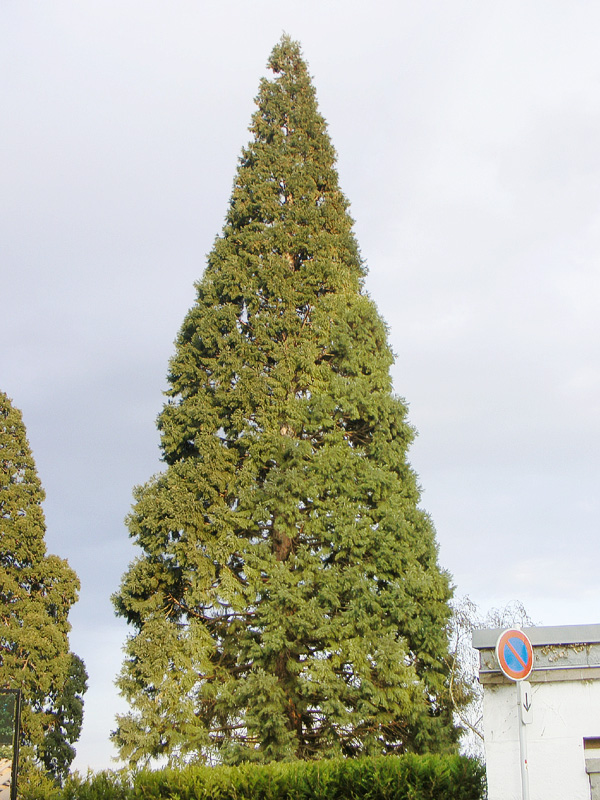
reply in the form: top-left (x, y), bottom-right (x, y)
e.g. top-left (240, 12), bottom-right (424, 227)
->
top-left (114, 36), bottom-right (458, 766)
top-left (0, 391), bottom-right (87, 783)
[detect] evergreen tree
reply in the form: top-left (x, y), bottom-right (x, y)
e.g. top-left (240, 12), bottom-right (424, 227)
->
top-left (114, 36), bottom-right (457, 767)
top-left (0, 391), bottom-right (87, 783)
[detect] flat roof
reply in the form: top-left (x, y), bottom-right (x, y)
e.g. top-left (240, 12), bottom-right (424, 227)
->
top-left (472, 623), bottom-right (600, 650)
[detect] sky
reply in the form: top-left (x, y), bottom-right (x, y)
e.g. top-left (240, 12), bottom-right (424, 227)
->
top-left (2, 0), bottom-right (600, 774)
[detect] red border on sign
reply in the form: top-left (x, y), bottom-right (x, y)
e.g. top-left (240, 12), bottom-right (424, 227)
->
top-left (495, 628), bottom-right (533, 681)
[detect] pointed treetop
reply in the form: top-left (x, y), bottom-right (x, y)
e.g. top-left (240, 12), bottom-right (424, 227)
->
top-left (268, 34), bottom-right (305, 74)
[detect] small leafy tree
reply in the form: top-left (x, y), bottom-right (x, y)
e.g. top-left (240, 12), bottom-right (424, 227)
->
top-left (0, 391), bottom-right (87, 784)
top-left (447, 596), bottom-right (533, 758)
top-left (114, 36), bottom-right (458, 766)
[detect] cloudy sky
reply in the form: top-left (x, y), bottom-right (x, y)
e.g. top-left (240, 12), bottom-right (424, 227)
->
top-left (2, 0), bottom-right (599, 773)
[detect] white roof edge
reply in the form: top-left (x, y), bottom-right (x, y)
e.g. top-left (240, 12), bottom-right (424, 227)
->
top-left (472, 623), bottom-right (600, 650)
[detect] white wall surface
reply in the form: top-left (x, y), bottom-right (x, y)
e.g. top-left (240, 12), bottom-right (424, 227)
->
top-left (484, 679), bottom-right (600, 800)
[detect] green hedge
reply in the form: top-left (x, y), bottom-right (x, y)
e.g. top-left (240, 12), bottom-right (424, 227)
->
top-left (57, 755), bottom-right (484, 800)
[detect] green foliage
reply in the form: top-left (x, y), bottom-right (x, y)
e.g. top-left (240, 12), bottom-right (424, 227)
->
top-left (60, 770), bottom-right (134, 800)
top-left (134, 755), bottom-right (484, 800)
top-left (0, 692), bottom-right (17, 745)
top-left (113, 36), bottom-right (458, 766)
top-left (0, 392), bottom-right (87, 784)
top-left (50, 756), bottom-right (484, 800)
top-left (39, 655), bottom-right (88, 780)
top-left (132, 755), bottom-right (484, 800)
top-left (17, 760), bottom-right (63, 800)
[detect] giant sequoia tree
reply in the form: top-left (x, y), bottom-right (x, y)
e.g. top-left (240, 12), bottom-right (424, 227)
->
top-left (114, 37), bottom-right (457, 766)
top-left (0, 392), bottom-right (87, 783)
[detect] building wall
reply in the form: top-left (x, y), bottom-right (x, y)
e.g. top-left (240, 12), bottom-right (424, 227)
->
top-left (473, 627), bottom-right (600, 800)
top-left (484, 678), bottom-right (600, 799)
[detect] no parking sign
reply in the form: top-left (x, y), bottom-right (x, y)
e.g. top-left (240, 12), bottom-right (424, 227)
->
top-left (496, 628), bottom-right (534, 681)
top-left (495, 629), bottom-right (534, 800)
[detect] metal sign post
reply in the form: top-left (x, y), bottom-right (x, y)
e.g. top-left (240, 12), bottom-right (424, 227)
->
top-left (516, 680), bottom-right (532, 800)
top-left (496, 629), bottom-right (534, 800)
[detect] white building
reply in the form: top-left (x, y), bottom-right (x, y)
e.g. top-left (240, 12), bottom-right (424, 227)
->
top-left (473, 624), bottom-right (600, 800)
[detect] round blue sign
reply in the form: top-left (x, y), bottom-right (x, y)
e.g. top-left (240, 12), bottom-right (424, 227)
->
top-left (495, 629), bottom-right (534, 681)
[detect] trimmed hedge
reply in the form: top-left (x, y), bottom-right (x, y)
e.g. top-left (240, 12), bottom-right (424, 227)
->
top-left (57, 755), bottom-right (484, 800)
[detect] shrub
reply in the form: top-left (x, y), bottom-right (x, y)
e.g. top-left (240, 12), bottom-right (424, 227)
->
top-left (35, 754), bottom-right (484, 800)
top-left (131, 754), bottom-right (484, 800)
